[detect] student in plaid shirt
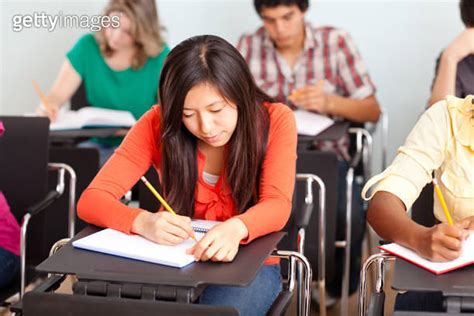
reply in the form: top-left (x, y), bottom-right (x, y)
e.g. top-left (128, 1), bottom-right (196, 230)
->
top-left (237, 0), bottom-right (381, 303)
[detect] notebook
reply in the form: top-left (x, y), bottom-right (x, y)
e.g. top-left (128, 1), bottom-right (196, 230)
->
top-left (380, 233), bottom-right (474, 275)
top-left (293, 109), bottom-right (334, 136)
top-left (50, 107), bottom-right (136, 131)
top-left (72, 219), bottom-right (221, 268)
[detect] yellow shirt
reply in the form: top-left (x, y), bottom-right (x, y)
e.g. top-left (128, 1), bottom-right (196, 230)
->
top-left (362, 95), bottom-right (474, 222)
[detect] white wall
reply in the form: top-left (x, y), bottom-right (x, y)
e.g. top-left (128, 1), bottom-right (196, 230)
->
top-left (0, 0), bottom-right (463, 172)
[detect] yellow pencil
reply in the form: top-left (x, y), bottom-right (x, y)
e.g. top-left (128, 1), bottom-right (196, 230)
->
top-left (432, 178), bottom-right (453, 226)
top-left (140, 176), bottom-right (198, 242)
top-left (32, 80), bottom-right (51, 112)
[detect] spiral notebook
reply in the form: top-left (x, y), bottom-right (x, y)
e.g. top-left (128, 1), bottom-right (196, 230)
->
top-left (72, 219), bottom-right (221, 268)
top-left (380, 233), bottom-right (474, 275)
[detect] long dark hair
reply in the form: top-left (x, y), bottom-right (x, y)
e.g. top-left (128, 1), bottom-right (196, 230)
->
top-left (159, 35), bottom-right (271, 217)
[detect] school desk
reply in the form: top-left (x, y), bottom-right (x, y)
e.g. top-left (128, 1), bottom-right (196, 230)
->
top-left (392, 259), bottom-right (474, 315)
top-left (13, 226), bottom-right (288, 315)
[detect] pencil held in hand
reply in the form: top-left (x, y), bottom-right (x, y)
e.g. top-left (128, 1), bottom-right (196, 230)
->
top-left (140, 176), bottom-right (198, 242)
top-left (32, 80), bottom-right (58, 120)
top-left (432, 178), bottom-right (454, 225)
top-left (32, 80), bottom-right (51, 112)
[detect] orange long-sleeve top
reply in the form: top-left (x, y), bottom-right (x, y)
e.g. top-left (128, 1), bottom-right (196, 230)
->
top-left (77, 102), bottom-right (297, 251)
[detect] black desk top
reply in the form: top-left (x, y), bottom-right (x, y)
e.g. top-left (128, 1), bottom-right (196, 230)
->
top-left (37, 226), bottom-right (284, 288)
top-left (49, 128), bottom-right (129, 142)
top-left (298, 121), bottom-right (350, 144)
top-left (392, 259), bottom-right (474, 297)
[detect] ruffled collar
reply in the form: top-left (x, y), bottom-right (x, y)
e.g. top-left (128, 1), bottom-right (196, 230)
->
top-left (195, 148), bottom-right (234, 221)
top-left (447, 95), bottom-right (474, 151)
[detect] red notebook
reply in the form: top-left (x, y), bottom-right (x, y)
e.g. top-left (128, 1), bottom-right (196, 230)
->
top-left (380, 233), bottom-right (474, 275)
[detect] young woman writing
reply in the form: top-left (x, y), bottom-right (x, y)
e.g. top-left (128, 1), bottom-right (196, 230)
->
top-left (77, 35), bottom-right (297, 314)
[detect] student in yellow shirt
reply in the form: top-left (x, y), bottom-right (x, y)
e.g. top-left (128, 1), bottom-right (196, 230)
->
top-left (362, 95), bottom-right (474, 311)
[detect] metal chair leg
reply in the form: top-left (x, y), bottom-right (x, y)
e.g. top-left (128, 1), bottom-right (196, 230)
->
top-left (274, 250), bottom-right (313, 316)
top-left (296, 174), bottom-right (326, 316)
top-left (358, 253), bottom-right (395, 316)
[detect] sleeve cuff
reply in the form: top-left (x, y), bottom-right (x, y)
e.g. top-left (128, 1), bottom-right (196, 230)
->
top-left (350, 85), bottom-right (375, 100)
top-left (374, 175), bottom-right (420, 211)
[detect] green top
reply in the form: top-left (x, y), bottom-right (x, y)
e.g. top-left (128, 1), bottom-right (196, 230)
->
top-left (67, 33), bottom-right (169, 146)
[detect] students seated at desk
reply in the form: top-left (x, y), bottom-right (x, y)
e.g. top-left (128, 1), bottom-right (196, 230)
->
top-left (77, 35), bottom-right (297, 315)
top-left (362, 95), bottom-right (474, 311)
top-left (429, 0), bottom-right (474, 106)
top-left (37, 0), bottom-right (169, 165)
top-left (237, 0), bottom-right (381, 299)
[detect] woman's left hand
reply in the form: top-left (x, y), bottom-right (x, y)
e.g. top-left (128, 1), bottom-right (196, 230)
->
top-left (186, 218), bottom-right (249, 262)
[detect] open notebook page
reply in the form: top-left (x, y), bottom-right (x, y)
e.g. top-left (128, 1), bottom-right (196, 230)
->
top-left (72, 220), bottom-right (221, 268)
top-left (380, 233), bottom-right (474, 275)
top-left (50, 107), bottom-right (136, 131)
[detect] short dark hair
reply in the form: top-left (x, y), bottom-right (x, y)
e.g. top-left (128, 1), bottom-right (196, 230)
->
top-left (159, 35), bottom-right (271, 216)
top-left (460, 0), bottom-right (474, 27)
top-left (254, 0), bottom-right (309, 15)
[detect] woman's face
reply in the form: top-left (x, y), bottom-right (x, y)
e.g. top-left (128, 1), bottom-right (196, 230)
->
top-left (182, 83), bottom-right (238, 148)
top-left (104, 11), bottom-right (135, 51)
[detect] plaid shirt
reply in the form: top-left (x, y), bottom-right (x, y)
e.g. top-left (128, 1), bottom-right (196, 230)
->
top-left (237, 23), bottom-right (376, 160)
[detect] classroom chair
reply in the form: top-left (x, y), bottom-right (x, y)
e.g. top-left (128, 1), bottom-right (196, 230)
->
top-left (269, 173), bottom-right (325, 316)
top-left (358, 183), bottom-right (437, 316)
top-left (365, 107), bottom-right (390, 255)
top-left (139, 169), bottom-right (318, 316)
top-left (44, 147), bottom-right (100, 254)
top-left (0, 116), bottom-right (76, 306)
top-left (302, 126), bottom-right (371, 316)
top-left (70, 82), bottom-right (89, 111)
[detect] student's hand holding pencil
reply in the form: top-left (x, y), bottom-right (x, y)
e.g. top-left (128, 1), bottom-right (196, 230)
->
top-left (288, 80), bottom-right (332, 114)
top-left (415, 222), bottom-right (470, 262)
top-left (186, 218), bottom-right (248, 262)
top-left (36, 102), bottom-right (60, 121)
top-left (131, 211), bottom-right (196, 246)
top-left (32, 80), bottom-right (60, 121)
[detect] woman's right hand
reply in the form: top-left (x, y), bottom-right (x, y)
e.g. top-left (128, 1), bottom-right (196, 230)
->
top-left (131, 211), bottom-right (195, 245)
top-left (36, 102), bottom-right (60, 121)
top-left (34, 59), bottom-right (82, 121)
top-left (415, 222), bottom-right (470, 262)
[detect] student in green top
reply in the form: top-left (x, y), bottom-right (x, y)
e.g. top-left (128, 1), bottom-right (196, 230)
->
top-left (37, 0), bottom-right (169, 164)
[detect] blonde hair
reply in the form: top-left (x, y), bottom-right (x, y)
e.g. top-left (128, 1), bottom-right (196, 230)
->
top-left (96, 0), bottom-right (165, 69)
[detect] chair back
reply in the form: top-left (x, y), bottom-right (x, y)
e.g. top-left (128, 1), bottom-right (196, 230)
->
top-left (0, 116), bottom-right (50, 263)
top-left (70, 82), bottom-right (89, 111)
top-left (44, 147), bottom-right (99, 253)
top-left (280, 150), bottom-right (338, 283)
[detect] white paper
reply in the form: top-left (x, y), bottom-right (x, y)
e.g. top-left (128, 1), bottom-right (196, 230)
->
top-left (381, 233), bottom-right (474, 274)
top-left (72, 220), bottom-right (221, 268)
top-left (293, 110), bottom-right (334, 136)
